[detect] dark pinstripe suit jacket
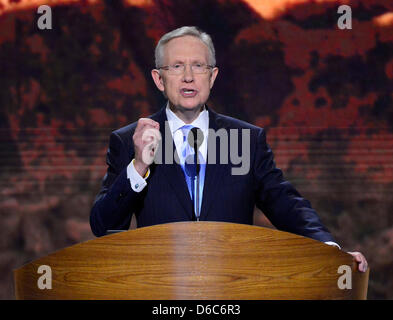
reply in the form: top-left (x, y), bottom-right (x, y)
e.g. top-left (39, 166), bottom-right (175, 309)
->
top-left (90, 105), bottom-right (335, 243)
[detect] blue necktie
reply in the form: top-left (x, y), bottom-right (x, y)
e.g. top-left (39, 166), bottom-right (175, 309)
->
top-left (179, 125), bottom-right (206, 219)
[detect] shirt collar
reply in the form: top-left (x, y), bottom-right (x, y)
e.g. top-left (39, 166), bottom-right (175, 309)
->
top-left (165, 103), bottom-right (209, 134)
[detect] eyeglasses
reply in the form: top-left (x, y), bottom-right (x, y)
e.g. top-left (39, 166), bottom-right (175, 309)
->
top-left (158, 63), bottom-right (214, 75)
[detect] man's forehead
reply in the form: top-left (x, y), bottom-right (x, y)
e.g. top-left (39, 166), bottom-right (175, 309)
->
top-left (163, 35), bottom-right (209, 62)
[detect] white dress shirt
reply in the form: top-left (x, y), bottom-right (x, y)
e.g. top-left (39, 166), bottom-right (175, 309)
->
top-left (166, 105), bottom-right (209, 165)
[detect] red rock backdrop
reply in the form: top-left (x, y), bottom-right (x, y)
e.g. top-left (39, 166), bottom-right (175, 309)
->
top-left (0, 0), bottom-right (392, 299)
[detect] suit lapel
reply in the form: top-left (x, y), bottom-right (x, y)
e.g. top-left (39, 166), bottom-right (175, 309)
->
top-left (199, 107), bottom-right (227, 220)
top-left (151, 107), bottom-right (194, 220)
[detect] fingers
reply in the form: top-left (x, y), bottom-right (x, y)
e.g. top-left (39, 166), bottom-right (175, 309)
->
top-left (141, 127), bottom-right (161, 144)
top-left (141, 128), bottom-right (161, 165)
top-left (134, 118), bottom-right (160, 146)
top-left (135, 118), bottom-right (160, 131)
top-left (134, 118), bottom-right (160, 144)
top-left (133, 118), bottom-right (161, 168)
top-left (347, 251), bottom-right (368, 273)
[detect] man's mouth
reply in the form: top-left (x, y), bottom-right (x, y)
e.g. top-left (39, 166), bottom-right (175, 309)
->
top-left (180, 88), bottom-right (198, 97)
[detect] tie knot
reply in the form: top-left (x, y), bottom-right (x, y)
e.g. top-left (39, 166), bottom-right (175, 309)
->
top-left (180, 125), bottom-right (195, 142)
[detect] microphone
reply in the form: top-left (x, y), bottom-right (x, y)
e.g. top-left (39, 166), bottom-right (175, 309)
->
top-left (188, 127), bottom-right (204, 147)
top-left (186, 127), bottom-right (204, 221)
top-left (187, 127), bottom-right (204, 171)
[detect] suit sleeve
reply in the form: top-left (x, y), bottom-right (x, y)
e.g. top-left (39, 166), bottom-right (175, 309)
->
top-left (90, 131), bottom-right (145, 237)
top-left (253, 128), bottom-right (335, 242)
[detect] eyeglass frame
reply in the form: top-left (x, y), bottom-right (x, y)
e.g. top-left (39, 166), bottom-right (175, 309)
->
top-left (157, 62), bottom-right (216, 75)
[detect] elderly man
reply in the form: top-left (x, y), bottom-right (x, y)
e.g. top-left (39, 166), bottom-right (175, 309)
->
top-left (90, 26), bottom-right (367, 272)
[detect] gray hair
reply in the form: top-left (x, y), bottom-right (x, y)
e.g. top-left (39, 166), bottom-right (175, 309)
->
top-left (155, 26), bottom-right (216, 68)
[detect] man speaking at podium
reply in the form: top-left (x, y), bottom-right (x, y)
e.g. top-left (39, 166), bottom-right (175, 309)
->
top-left (90, 26), bottom-right (367, 272)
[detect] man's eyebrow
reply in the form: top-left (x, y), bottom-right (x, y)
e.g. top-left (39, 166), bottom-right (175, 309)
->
top-left (171, 60), bottom-right (184, 64)
top-left (169, 59), bottom-right (206, 64)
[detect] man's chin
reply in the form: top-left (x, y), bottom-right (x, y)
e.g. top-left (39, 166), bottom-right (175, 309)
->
top-left (171, 102), bottom-right (205, 113)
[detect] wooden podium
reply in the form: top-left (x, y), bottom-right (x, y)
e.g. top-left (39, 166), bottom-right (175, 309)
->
top-left (14, 222), bottom-right (369, 299)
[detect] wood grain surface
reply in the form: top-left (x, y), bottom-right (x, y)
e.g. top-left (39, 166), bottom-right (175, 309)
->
top-left (14, 222), bottom-right (369, 299)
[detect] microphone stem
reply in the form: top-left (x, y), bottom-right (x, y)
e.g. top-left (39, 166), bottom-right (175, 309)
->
top-left (196, 173), bottom-right (200, 221)
top-left (194, 149), bottom-right (200, 221)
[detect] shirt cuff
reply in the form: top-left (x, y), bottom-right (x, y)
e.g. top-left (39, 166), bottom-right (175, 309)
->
top-left (324, 241), bottom-right (341, 250)
top-left (126, 159), bottom-right (150, 192)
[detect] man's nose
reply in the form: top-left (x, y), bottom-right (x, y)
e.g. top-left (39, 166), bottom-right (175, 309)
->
top-left (182, 64), bottom-right (194, 82)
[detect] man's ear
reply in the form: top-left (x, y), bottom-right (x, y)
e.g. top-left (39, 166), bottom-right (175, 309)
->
top-left (209, 67), bottom-right (219, 89)
top-left (151, 69), bottom-right (165, 92)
